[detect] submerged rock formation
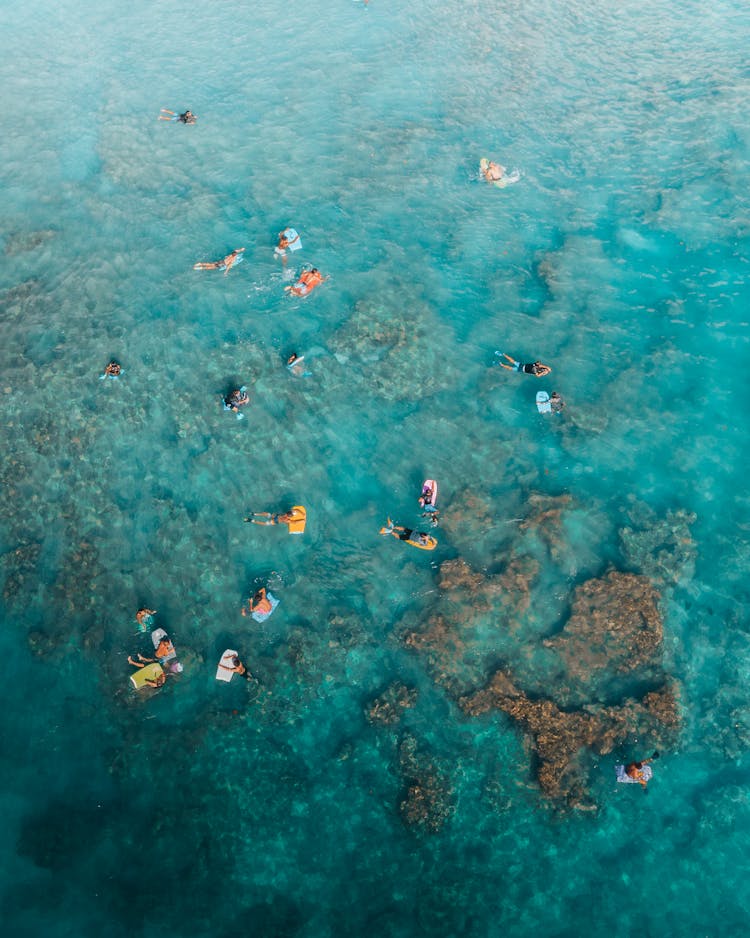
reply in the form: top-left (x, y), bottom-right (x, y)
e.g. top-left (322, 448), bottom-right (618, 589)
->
top-left (459, 670), bottom-right (679, 804)
top-left (366, 682), bottom-right (418, 726)
top-left (543, 569), bottom-right (663, 702)
top-left (619, 499), bottom-right (697, 586)
top-left (398, 733), bottom-right (454, 832)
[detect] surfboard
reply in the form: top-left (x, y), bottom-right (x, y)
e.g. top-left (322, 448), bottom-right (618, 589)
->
top-left (536, 391), bottom-right (552, 414)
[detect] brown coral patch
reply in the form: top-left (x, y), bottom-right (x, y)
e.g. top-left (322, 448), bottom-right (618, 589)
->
top-left (459, 671), bottom-right (679, 803)
top-left (544, 569), bottom-right (662, 686)
top-left (366, 682), bottom-right (418, 726)
top-left (398, 733), bottom-right (454, 832)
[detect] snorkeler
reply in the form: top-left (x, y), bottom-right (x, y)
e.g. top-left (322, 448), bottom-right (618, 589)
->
top-left (159, 108), bottom-right (197, 124)
top-left (624, 752), bottom-right (659, 787)
top-left (286, 353), bottom-right (311, 377)
top-left (379, 518), bottom-right (437, 550)
top-left (135, 607), bottom-right (157, 633)
top-left (495, 352), bottom-right (551, 378)
top-left (193, 247), bottom-right (245, 274)
top-left (216, 650), bottom-right (250, 681)
top-left (223, 387), bottom-right (249, 413)
top-left (549, 391), bottom-right (565, 413)
top-left (284, 266), bottom-right (326, 297)
top-left (244, 506), bottom-right (307, 534)
top-left (241, 587), bottom-right (272, 618)
top-left (101, 360), bottom-right (122, 379)
top-left (482, 160), bottom-right (505, 183)
top-left (274, 227), bottom-right (302, 265)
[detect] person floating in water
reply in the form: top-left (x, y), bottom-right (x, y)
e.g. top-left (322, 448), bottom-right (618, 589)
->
top-left (241, 587), bottom-right (272, 618)
top-left (482, 160), bottom-right (505, 183)
top-left (286, 353), bottom-right (311, 378)
top-left (418, 480), bottom-right (439, 526)
top-left (193, 247), bottom-right (245, 275)
top-left (223, 387), bottom-right (249, 416)
top-left (284, 266), bottom-right (326, 297)
top-left (216, 650), bottom-right (250, 681)
top-left (159, 108), bottom-right (196, 124)
top-left (274, 227), bottom-right (302, 265)
top-left (128, 657), bottom-right (167, 688)
top-left (379, 518), bottom-right (437, 550)
top-left (135, 607), bottom-right (157, 633)
top-left (244, 506), bottom-right (307, 534)
top-left (550, 391), bottom-right (565, 413)
top-left (495, 352), bottom-right (551, 378)
top-left (100, 360), bottom-right (122, 379)
top-left (625, 753), bottom-right (659, 787)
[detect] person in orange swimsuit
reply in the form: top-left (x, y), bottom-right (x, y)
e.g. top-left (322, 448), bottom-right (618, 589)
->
top-left (285, 267), bottom-right (326, 297)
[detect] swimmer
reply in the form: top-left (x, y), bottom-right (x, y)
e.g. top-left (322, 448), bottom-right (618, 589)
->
top-left (422, 509), bottom-right (440, 527)
top-left (284, 266), bottom-right (326, 297)
top-left (102, 361), bottom-right (121, 378)
top-left (286, 353), bottom-right (311, 377)
top-left (418, 481), bottom-right (437, 511)
top-left (482, 160), bottom-right (506, 183)
top-left (193, 247), bottom-right (245, 275)
top-left (217, 653), bottom-right (250, 679)
top-left (135, 607), bottom-right (157, 632)
top-left (495, 352), bottom-right (551, 378)
top-left (624, 752), bottom-right (659, 787)
top-left (153, 634), bottom-right (175, 661)
top-left (550, 391), bottom-right (565, 413)
top-left (274, 227), bottom-right (301, 266)
top-left (244, 507), bottom-right (306, 531)
top-left (223, 387), bottom-right (250, 413)
top-left (380, 518), bottom-right (433, 547)
top-left (241, 587), bottom-right (272, 618)
top-left (159, 108), bottom-right (197, 124)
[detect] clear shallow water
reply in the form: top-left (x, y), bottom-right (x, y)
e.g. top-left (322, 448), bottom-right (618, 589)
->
top-left (1, 0), bottom-right (750, 935)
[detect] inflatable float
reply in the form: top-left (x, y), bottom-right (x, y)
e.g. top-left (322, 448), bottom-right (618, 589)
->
top-left (615, 764), bottom-right (653, 784)
top-left (250, 591), bottom-right (279, 623)
top-left (216, 649), bottom-right (241, 682)
top-left (480, 158), bottom-right (521, 189)
top-left (130, 662), bottom-right (164, 690)
top-left (536, 391), bottom-right (552, 414)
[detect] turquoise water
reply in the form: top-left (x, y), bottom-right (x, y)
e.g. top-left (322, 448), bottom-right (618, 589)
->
top-left (2, 0), bottom-right (750, 934)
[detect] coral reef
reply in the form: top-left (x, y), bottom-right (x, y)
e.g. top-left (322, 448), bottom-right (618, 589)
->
top-left (619, 499), bottom-right (697, 586)
top-left (519, 493), bottom-right (574, 561)
top-left (366, 681), bottom-right (418, 726)
top-left (459, 670), bottom-right (679, 804)
top-left (402, 555), bottom-right (540, 691)
top-left (398, 733), bottom-right (454, 832)
top-left (543, 569), bottom-right (663, 699)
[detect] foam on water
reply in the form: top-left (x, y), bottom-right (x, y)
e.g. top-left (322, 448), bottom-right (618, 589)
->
top-left (2, 0), bottom-right (750, 935)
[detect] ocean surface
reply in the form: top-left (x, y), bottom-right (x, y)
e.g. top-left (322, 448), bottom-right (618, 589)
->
top-left (1, 0), bottom-right (749, 935)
